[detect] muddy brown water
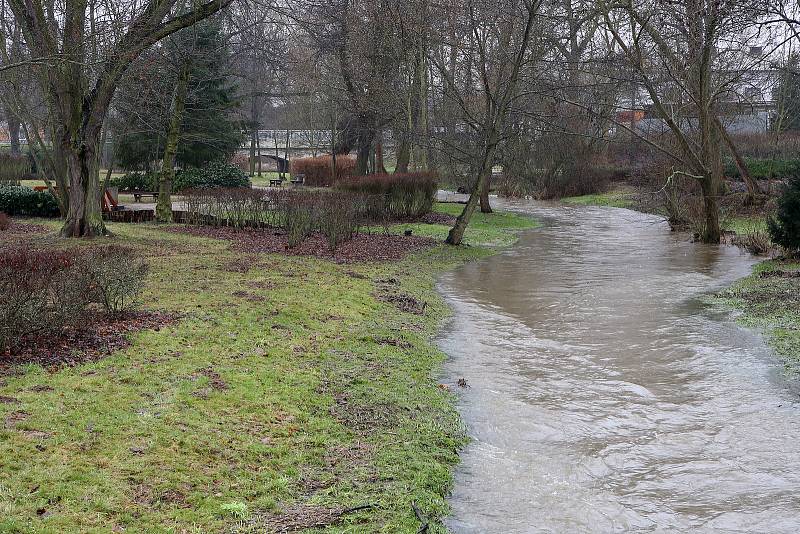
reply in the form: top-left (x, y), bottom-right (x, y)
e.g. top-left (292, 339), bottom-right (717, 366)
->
top-left (438, 202), bottom-right (800, 533)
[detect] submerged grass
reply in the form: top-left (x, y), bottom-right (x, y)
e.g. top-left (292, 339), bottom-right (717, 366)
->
top-left (0, 203), bottom-right (537, 533)
top-left (712, 259), bottom-right (800, 377)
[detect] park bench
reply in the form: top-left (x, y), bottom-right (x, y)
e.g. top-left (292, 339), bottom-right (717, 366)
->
top-left (132, 192), bottom-right (159, 202)
top-left (35, 185), bottom-right (124, 211)
top-left (269, 178), bottom-right (283, 187)
top-left (290, 173), bottom-right (305, 186)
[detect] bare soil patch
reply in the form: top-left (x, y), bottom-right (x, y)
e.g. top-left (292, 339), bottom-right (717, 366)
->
top-left (166, 226), bottom-right (436, 263)
top-left (235, 503), bottom-right (375, 533)
top-left (0, 311), bottom-right (176, 374)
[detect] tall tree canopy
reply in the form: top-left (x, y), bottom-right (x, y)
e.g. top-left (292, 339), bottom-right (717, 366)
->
top-left (113, 23), bottom-right (242, 171)
top-left (4, 0), bottom-right (234, 236)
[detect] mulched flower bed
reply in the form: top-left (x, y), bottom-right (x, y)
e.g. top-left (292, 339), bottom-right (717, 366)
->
top-left (418, 211), bottom-right (457, 225)
top-left (166, 226), bottom-right (437, 263)
top-left (1, 311), bottom-right (176, 375)
top-left (0, 221), bottom-right (51, 247)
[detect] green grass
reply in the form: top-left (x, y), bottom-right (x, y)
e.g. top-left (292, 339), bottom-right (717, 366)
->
top-left (392, 203), bottom-right (539, 248)
top-left (0, 205), bottom-right (537, 533)
top-left (712, 260), bottom-right (800, 376)
top-left (562, 187), bottom-right (635, 209)
top-left (721, 215), bottom-right (768, 235)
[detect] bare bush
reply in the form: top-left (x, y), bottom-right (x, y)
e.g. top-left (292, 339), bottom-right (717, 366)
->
top-left (81, 246), bottom-right (150, 314)
top-left (273, 190), bottom-right (320, 248)
top-left (184, 188), bottom-right (390, 249)
top-left (0, 249), bottom-right (86, 350)
top-left (0, 246), bottom-right (149, 350)
top-left (732, 230), bottom-right (773, 255)
top-left (317, 191), bottom-right (363, 250)
top-left (290, 155), bottom-right (357, 187)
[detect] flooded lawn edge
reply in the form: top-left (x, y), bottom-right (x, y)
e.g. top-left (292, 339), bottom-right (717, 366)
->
top-left (710, 259), bottom-right (800, 378)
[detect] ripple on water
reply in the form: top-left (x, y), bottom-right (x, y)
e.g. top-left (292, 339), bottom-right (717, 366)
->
top-left (439, 202), bottom-right (800, 533)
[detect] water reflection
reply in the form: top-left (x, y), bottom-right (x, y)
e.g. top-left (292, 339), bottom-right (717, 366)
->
top-left (439, 203), bottom-right (800, 533)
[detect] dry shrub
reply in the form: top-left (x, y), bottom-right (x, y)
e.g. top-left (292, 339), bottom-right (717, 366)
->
top-left (290, 155), bottom-right (356, 187)
top-left (82, 245), bottom-right (149, 314)
top-left (729, 132), bottom-right (800, 159)
top-left (498, 165), bottom-right (622, 200)
top-left (0, 246), bottom-right (148, 350)
top-left (184, 188), bottom-right (277, 229)
top-left (0, 249), bottom-right (85, 350)
top-left (317, 191), bottom-right (363, 251)
top-left (732, 230), bottom-right (773, 255)
top-left (0, 212), bottom-right (10, 231)
top-left (184, 187), bottom-right (387, 250)
top-left (230, 151), bottom-right (250, 171)
top-left (274, 190), bottom-right (320, 247)
top-left (335, 172), bottom-right (437, 218)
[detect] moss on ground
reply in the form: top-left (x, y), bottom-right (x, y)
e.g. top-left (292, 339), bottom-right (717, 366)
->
top-left (0, 203), bottom-right (537, 533)
top-left (721, 215), bottom-right (768, 235)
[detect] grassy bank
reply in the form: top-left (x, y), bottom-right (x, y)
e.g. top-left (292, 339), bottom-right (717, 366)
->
top-left (0, 203), bottom-right (537, 533)
top-left (562, 187), bottom-right (636, 209)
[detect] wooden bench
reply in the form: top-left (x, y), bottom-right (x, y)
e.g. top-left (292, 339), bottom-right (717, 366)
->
top-left (132, 192), bottom-right (159, 202)
top-left (290, 174), bottom-right (305, 186)
top-left (269, 178), bottom-right (283, 187)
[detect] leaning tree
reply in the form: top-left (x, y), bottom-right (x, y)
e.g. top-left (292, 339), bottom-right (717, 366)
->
top-left (5, 0), bottom-right (234, 237)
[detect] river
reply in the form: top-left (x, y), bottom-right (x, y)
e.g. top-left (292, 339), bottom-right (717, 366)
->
top-left (438, 202), bottom-right (800, 533)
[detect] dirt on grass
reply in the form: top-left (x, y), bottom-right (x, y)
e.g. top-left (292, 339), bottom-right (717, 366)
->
top-left (235, 503), bottom-right (374, 533)
top-left (0, 311), bottom-right (176, 375)
top-left (166, 226), bottom-right (437, 263)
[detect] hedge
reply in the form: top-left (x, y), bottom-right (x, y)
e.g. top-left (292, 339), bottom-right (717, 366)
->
top-left (290, 155), bottom-right (357, 187)
top-left (0, 185), bottom-right (60, 217)
top-left (724, 157), bottom-right (800, 181)
top-left (335, 172), bottom-right (437, 218)
top-left (112, 162), bottom-right (250, 193)
top-left (0, 154), bottom-right (30, 184)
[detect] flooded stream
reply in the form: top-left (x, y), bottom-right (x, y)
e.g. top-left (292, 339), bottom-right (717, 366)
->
top-left (438, 203), bottom-right (800, 533)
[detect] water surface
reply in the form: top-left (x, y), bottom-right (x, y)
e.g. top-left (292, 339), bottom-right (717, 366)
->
top-left (439, 202), bottom-right (800, 533)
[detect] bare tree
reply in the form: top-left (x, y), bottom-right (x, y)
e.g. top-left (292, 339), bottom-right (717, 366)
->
top-left (429, 0), bottom-right (542, 244)
top-left (597, 0), bottom-right (772, 243)
top-left (5, 0), bottom-right (234, 237)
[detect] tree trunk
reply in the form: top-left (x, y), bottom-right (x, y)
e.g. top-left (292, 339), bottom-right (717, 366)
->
top-left (355, 125), bottom-right (374, 176)
top-left (249, 129), bottom-right (257, 177)
top-left (283, 130), bottom-right (290, 180)
top-left (480, 172), bottom-right (493, 213)
top-left (156, 63), bottom-right (189, 223)
top-left (60, 142), bottom-right (107, 237)
top-left (256, 132), bottom-right (262, 176)
top-left (6, 112), bottom-right (21, 156)
top-left (412, 44), bottom-right (428, 172)
top-left (447, 133), bottom-right (498, 245)
top-left (716, 118), bottom-right (761, 198)
top-left (375, 129), bottom-right (387, 174)
top-left (395, 132), bottom-right (410, 174)
top-left (699, 174), bottom-right (721, 243)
